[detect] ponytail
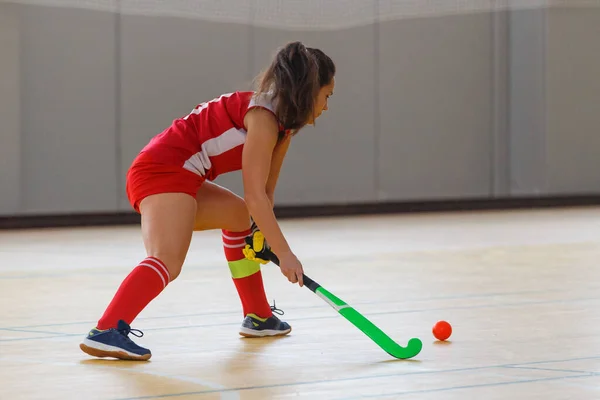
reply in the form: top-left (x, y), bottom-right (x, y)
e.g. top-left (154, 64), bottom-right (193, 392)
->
top-left (254, 41), bottom-right (320, 131)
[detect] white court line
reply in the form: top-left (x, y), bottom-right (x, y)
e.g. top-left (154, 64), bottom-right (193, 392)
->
top-left (0, 356), bottom-right (240, 400)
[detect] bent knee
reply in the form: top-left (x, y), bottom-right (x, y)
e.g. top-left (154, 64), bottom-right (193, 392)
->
top-left (229, 203), bottom-right (251, 231)
top-left (148, 254), bottom-right (185, 281)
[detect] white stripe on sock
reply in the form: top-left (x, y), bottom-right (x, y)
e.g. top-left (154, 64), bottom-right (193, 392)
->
top-left (222, 233), bottom-right (249, 241)
top-left (147, 257), bottom-right (170, 281)
top-left (139, 262), bottom-right (167, 288)
top-left (222, 242), bottom-right (246, 248)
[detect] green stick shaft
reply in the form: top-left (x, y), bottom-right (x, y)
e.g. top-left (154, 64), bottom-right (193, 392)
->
top-left (268, 253), bottom-right (422, 359)
top-left (315, 286), bottom-right (422, 359)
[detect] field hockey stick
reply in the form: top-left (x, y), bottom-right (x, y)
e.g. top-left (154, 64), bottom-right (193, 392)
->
top-left (243, 231), bottom-right (423, 360)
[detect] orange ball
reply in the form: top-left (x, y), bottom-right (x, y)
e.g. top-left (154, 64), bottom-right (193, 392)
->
top-left (433, 320), bottom-right (452, 341)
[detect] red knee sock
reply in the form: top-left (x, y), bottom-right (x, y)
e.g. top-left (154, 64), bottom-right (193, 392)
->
top-left (223, 229), bottom-right (272, 319)
top-left (96, 257), bottom-right (170, 330)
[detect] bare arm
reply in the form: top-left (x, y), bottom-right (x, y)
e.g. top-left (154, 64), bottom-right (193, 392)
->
top-left (265, 134), bottom-right (291, 207)
top-left (242, 109), bottom-right (292, 257)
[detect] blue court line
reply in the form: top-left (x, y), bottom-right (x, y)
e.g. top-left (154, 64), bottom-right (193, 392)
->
top-left (1, 286), bottom-right (595, 330)
top-left (135, 294), bottom-right (600, 333)
top-left (0, 356), bottom-right (240, 400)
top-left (512, 358), bottom-right (599, 367)
top-left (0, 269), bottom-right (127, 280)
top-left (338, 373), bottom-right (598, 399)
top-left (515, 356), bottom-right (600, 366)
top-left (112, 356), bottom-right (600, 400)
top-left (0, 262), bottom-right (230, 280)
top-left (2, 295), bottom-right (599, 341)
top-left (0, 303), bottom-right (327, 330)
top-left (503, 365), bottom-right (595, 375)
top-left (2, 241), bottom-right (598, 280)
top-left (0, 328), bottom-right (72, 335)
top-left (0, 333), bottom-right (82, 342)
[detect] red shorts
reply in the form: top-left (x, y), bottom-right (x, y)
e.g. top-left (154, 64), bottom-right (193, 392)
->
top-left (126, 152), bottom-right (205, 213)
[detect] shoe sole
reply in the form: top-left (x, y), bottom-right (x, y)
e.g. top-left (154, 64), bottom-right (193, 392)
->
top-left (80, 342), bottom-right (151, 361)
top-left (239, 326), bottom-right (292, 338)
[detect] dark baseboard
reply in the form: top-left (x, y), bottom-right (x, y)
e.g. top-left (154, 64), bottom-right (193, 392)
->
top-left (274, 194), bottom-right (600, 219)
top-left (0, 211), bottom-right (142, 230)
top-left (1, 195), bottom-right (599, 230)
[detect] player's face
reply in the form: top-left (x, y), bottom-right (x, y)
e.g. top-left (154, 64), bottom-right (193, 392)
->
top-left (308, 78), bottom-right (335, 125)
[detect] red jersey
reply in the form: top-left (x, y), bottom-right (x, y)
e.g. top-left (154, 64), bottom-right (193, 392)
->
top-left (139, 91), bottom-right (280, 181)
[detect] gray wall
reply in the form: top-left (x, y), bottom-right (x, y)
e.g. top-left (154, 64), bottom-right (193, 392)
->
top-left (0, 3), bottom-right (21, 215)
top-left (1, 2), bottom-right (599, 216)
top-left (378, 12), bottom-right (494, 201)
top-left (545, 6), bottom-right (600, 194)
top-left (18, 4), bottom-right (119, 214)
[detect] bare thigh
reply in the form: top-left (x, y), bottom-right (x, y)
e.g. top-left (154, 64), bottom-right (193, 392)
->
top-left (139, 192), bottom-right (197, 280)
top-left (193, 181), bottom-right (251, 232)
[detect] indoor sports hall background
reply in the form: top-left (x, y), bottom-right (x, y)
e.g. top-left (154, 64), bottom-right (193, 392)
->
top-left (2, 2), bottom-right (600, 399)
top-left (0, 0), bottom-right (599, 222)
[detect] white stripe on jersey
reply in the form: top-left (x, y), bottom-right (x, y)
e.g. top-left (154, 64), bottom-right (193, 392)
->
top-left (248, 92), bottom-right (276, 114)
top-left (183, 127), bottom-right (247, 176)
top-left (183, 92), bottom-right (234, 120)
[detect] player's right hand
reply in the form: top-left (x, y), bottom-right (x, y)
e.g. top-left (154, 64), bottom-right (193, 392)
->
top-left (278, 251), bottom-right (304, 287)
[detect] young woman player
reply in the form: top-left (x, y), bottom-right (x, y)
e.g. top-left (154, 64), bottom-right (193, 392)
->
top-left (79, 41), bottom-right (336, 361)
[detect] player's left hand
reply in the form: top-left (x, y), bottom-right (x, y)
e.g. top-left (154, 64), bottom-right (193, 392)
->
top-left (243, 224), bottom-right (274, 265)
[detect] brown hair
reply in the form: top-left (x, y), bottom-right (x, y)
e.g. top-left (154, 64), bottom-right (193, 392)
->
top-left (254, 41), bottom-right (335, 131)
top-left (307, 47), bottom-right (336, 88)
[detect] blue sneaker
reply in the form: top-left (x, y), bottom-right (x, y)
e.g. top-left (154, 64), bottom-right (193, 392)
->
top-left (239, 302), bottom-right (292, 338)
top-left (80, 320), bottom-right (151, 361)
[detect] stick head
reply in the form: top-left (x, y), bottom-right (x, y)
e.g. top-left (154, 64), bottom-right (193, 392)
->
top-left (384, 337), bottom-right (422, 359)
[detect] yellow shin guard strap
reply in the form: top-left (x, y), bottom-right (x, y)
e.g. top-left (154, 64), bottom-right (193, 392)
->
top-left (228, 258), bottom-right (260, 279)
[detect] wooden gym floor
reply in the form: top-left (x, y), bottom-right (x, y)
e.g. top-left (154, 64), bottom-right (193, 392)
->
top-left (1, 207), bottom-right (599, 399)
